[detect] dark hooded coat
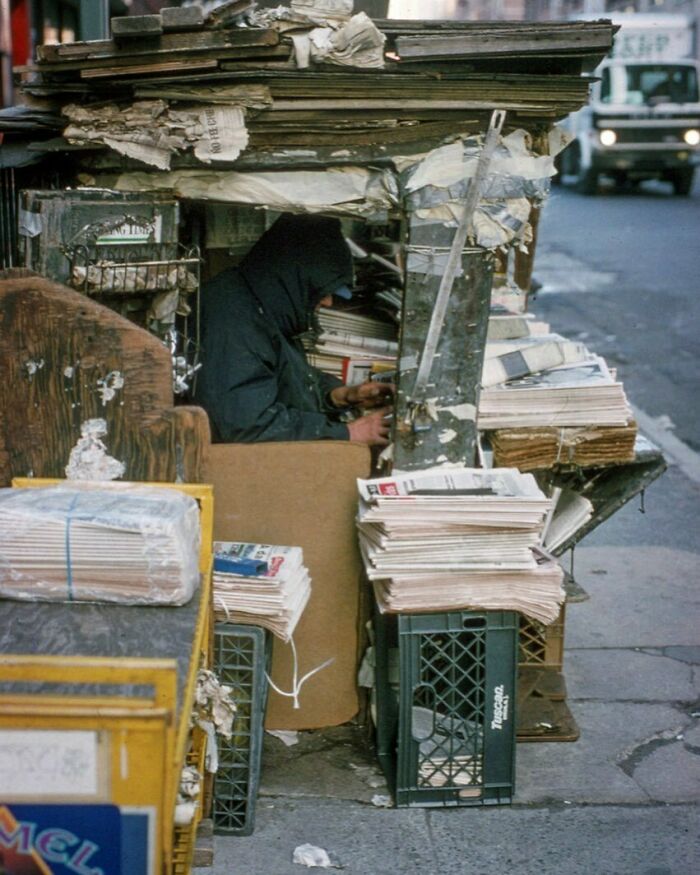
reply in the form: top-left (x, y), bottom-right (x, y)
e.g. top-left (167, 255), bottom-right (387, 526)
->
top-left (193, 214), bottom-right (353, 443)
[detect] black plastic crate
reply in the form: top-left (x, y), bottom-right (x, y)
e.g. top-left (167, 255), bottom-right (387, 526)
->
top-left (212, 623), bottom-right (270, 835)
top-left (374, 608), bottom-right (518, 808)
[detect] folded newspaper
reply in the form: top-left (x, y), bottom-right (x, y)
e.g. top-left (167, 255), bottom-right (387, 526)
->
top-left (357, 469), bottom-right (564, 624)
top-left (0, 483), bottom-right (201, 605)
top-left (212, 541), bottom-right (311, 642)
top-left (478, 356), bottom-right (633, 429)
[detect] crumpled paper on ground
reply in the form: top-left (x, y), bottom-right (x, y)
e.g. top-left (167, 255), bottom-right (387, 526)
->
top-left (63, 101), bottom-right (248, 170)
top-left (292, 844), bottom-right (340, 869)
top-left (267, 729), bottom-right (300, 746)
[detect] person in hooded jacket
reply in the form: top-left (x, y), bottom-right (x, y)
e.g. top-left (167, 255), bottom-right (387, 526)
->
top-left (193, 213), bottom-right (394, 446)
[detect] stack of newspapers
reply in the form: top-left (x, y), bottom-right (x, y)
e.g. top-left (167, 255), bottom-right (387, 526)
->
top-left (481, 308), bottom-right (637, 466)
top-left (490, 422), bottom-right (638, 471)
top-left (357, 469), bottom-right (564, 625)
top-left (0, 484), bottom-right (201, 605)
top-left (478, 355), bottom-right (633, 429)
top-left (212, 541), bottom-right (311, 642)
top-left (307, 306), bottom-right (398, 379)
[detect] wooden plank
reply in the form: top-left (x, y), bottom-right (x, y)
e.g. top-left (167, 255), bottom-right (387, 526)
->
top-left (41, 27), bottom-right (279, 62)
top-left (394, 26), bottom-right (613, 59)
top-left (161, 6), bottom-right (205, 31)
top-left (249, 119), bottom-right (482, 147)
top-left (111, 14), bottom-right (163, 39)
top-left (393, 219), bottom-right (492, 472)
top-left (81, 59), bottom-right (219, 79)
top-left (269, 99), bottom-right (553, 111)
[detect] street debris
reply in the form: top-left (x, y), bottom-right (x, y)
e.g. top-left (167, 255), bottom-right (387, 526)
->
top-left (292, 843), bottom-right (342, 869)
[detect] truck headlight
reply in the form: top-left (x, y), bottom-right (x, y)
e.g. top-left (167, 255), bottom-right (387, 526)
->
top-left (599, 129), bottom-right (617, 146)
top-left (683, 129), bottom-right (700, 146)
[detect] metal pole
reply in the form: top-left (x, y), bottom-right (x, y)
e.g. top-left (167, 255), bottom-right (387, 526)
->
top-left (80, 0), bottom-right (110, 41)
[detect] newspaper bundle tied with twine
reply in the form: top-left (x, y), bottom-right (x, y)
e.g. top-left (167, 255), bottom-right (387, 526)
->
top-left (0, 484), bottom-right (201, 605)
top-left (212, 541), bottom-right (311, 642)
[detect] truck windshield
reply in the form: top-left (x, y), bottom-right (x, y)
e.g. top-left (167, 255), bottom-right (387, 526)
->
top-left (601, 64), bottom-right (699, 105)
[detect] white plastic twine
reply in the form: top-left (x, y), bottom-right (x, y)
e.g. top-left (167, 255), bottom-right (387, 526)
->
top-left (214, 596), bottom-right (334, 710)
top-left (215, 594), bottom-right (231, 621)
top-left (265, 636), bottom-right (335, 710)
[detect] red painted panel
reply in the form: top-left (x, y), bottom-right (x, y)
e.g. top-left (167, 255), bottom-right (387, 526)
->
top-left (10, 0), bottom-right (31, 66)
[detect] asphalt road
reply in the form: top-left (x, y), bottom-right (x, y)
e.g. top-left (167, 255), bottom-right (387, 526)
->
top-left (531, 175), bottom-right (700, 453)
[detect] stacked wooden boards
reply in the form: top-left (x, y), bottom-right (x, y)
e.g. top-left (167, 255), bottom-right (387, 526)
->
top-left (15, 11), bottom-right (617, 160)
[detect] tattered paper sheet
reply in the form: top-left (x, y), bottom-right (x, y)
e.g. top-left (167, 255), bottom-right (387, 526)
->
top-left (115, 166), bottom-right (399, 219)
top-left (295, 13), bottom-right (385, 69)
top-left (403, 131), bottom-right (555, 199)
top-left (253, 2), bottom-right (385, 68)
top-left (257, 0), bottom-right (353, 27)
top-left (63, 101), bottom-right (249, 171)
top-left (400, 129), bottom-right (556, 249)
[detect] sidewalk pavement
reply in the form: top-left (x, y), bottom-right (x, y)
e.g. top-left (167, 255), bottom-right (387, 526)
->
top-left (196, 465), bottom-right (700, 875)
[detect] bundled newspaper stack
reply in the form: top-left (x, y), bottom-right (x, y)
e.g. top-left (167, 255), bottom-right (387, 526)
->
top-left (0, 484), bottom-right (201, 605)
top-left (478, 356), bottom-right (633, 429)
top-left (357, 469), bottom-right (565, 625)
top-left (212, 542), bottom-right (311, 642)
top-left (479, 309), bottom-right (637, 469)
top-left (479, 309), bottom-right (633, 430)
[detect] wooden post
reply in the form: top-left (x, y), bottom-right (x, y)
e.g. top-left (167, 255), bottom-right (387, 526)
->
top-left (393, 216), bottom-right (493, 472)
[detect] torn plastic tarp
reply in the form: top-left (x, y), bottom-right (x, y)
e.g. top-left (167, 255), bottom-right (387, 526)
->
top-left (402, 130), bottom-right (555, 203)
top-left (114, 166), bottom-right (399, 219)
top-left (410, 198), bottom-right (533, 251)
top-left (399, 130), bottom-right (553, 250)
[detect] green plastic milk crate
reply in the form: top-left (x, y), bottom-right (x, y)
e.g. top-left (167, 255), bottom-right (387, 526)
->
top-left (212, 623), bottom-right (271, 835)
top-left (374, 608), bottom-right (518, 808)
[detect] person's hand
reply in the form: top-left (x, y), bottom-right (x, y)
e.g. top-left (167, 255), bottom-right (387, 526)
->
top-left (331, 381), bottom-right (395, 410)
top-left (347, 408), bottom-right (392, 446)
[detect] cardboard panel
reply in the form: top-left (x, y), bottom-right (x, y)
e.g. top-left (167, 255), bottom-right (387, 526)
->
top-left (205, 441), bottom-right (371, 729)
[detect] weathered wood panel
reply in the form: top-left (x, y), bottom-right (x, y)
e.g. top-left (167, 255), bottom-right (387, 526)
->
top-left (393, 219), bottom-right (493, 471)
top-left (0, 270), bottom-right (209, 485)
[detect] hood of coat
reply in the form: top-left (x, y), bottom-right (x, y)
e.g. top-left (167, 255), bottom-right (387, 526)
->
top-left (239, 213), bottom-right (353, 338)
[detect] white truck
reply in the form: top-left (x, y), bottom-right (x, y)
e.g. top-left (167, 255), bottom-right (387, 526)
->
top-left (559, 13), bottom-right (700, 195)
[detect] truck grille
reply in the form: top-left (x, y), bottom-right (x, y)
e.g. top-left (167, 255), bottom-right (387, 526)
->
top-left (612, 127), bottom-right (685, 144)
